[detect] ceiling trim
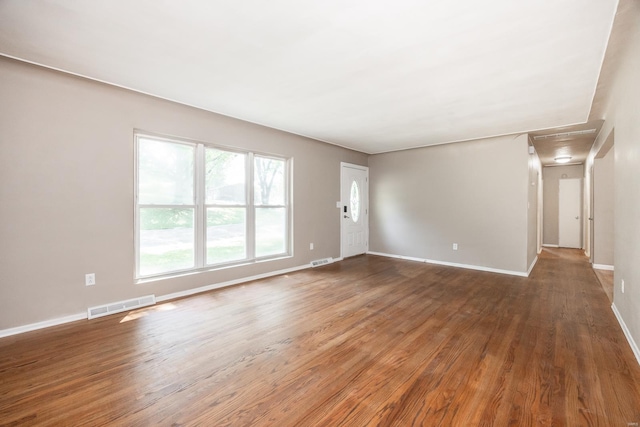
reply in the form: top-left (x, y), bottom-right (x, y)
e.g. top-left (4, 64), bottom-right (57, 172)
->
top-left (585, 0), bottom-right (621, 121)
top-left (0, 53), bottom-right (362, 154)
top-left (6, 51), bottom-right (598, 157)
top-left (4, 50), bottom-right (607, 157)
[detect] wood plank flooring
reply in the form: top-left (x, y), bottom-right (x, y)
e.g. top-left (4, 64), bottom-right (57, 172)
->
top-left (593, 268), bottom-right (614, 303)
top-left (1, 248), bottom-right (640, 426)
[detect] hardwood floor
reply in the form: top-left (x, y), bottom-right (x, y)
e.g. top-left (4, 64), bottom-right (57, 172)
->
top-left (593, 268), bottom-right (614, 303)
top-left (1, 249), bottom-right (640, 426)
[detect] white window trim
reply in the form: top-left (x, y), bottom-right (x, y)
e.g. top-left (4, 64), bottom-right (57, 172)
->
top-left (134, 132), bottom-right (292, 281)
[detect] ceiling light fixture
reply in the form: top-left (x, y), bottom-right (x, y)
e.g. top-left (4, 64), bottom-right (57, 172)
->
top-left (554, 155), bottom-right (572, 163)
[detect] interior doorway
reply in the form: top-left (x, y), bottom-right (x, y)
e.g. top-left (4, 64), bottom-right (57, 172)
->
top-left (558, 178), bottom-right (582, 248)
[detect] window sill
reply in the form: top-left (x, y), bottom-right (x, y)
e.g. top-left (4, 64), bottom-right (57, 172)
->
top-left (135, 254), bottom-right (293, 285)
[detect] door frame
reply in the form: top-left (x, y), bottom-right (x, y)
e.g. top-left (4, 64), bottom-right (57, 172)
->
top-left (340, 162), bottom-right (369, 259)
top-left (590, 129), bottom-right (615, 265)
top-left (589, 165), bottom-right (595, 263)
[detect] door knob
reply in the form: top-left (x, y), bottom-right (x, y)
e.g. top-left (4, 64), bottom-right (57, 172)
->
top-left (575, 216), bottom-right (579, 219)
top-left (344, 215), bottom-right (350, 219)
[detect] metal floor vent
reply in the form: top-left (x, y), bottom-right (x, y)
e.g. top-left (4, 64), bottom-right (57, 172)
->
top-left (88, 295), bottom-right (156, 319)
top-left (311, 257), bottom-right (334, 267)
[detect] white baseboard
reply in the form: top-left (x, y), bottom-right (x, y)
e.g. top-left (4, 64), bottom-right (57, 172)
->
top-left (527, 256), bottom-right (538, 276)
top-left (593, 264), bottom-right (614, 271)
top-left (611, 303), bottom-right (640, 366)
top-left (0, 312), bottom-right (86, 339)
top-left (366, 251), bottom-right (529, 277)
top-left (542, 244), bottom-right (559, 248)
top-left (156, 263), bottom-right (313, 303)
top-left (0, 262), bottom-right (316, 339)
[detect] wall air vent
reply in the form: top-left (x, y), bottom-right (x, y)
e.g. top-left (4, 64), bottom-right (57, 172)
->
top-left (532, 129), bottom-right (596, 140)
top-left (311, 257), bottom-right (334, 267)
top-left (88, 295), bottom-right (156, 319)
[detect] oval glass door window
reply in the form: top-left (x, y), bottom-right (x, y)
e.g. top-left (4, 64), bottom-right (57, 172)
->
top-left (350, 180), bottom-right (360, 223)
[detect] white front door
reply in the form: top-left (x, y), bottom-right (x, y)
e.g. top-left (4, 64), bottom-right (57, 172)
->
top-left (341, 163), bottom-right (368, 258)
top-left (559, 178), bottom-right (582, 248)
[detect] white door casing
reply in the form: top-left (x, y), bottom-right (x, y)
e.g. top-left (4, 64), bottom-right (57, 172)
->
top-left (559, 178), bottom-right (582, 248)
top-left (589, 166), bottom-right (595, 263)
top-left (341, 163), bottom-right (368, 258)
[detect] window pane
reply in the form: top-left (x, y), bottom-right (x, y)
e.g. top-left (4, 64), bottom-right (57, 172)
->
top-left (138, 138), bottom-right (194, 205)
top-left (256, 207), bottom-right (286, 257)
top-left (254, 157), bottom-right (285, 205)
top-left (207, 208), bottom-right (246, 264)
top-left (139, 208), bottom-right (194, 276)
top-left (206, 149), bottom-right (246, 205)
top-left (350, 180), bottom-right (360, 223)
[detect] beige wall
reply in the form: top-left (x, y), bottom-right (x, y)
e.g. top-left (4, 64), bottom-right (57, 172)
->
top-left (593, 145), bottom-right (615, 266)
top-left (369, 134), bottom-right (531, 274)
top-left (587, 0), bottom-right (640, 353)
top-left (542, 165), bottom-right (584, 246)
top-left (0, 57), bottom-right (367, 330)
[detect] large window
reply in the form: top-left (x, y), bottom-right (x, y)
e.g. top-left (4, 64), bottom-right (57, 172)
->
top-left (136, 133), bottom-right (291, 279)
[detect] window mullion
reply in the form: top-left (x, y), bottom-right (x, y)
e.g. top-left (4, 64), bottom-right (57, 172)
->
top-left (247, 152), bottom-right (255, 260)
top-left (134, 136), bottom-right (140, 278)
top-left (195, 144), bottom-right (205, 268)
top-left (286, 158), bottom-right (292, 255)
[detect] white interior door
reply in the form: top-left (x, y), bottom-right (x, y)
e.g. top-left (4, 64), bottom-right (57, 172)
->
top-left (559, 178), bottom-right (582, 248)
top-left (341, 163), bottom-right (368, 258)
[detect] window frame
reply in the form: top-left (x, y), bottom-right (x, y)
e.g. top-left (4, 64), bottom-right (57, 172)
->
top-left (203, 146), bottom-right (249, 267)
top-left (134, 132), bottom-right (292, 280)
top-left (253, 154), bottom-right (291, 260)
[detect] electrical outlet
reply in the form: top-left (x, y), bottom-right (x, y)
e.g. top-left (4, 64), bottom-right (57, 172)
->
top-left (453, 243), bottom-right (458, 251)
top-left (310, 243), bottom-right (314, 250)
top-left (622, 279), bottom-right (625, 293)
top-left (85, 273), bottom-right (96, 286)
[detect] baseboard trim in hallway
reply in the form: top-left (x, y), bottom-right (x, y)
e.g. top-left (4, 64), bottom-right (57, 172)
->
top-left (612, 302), bottom-right (640, 366)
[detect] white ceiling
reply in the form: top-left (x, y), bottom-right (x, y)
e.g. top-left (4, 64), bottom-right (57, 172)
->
top-left (0, 0), bottom-right (618, 154)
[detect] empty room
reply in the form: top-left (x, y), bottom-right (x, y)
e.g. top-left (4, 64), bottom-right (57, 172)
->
top-left (2, 0), bottom-right (640, 425)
